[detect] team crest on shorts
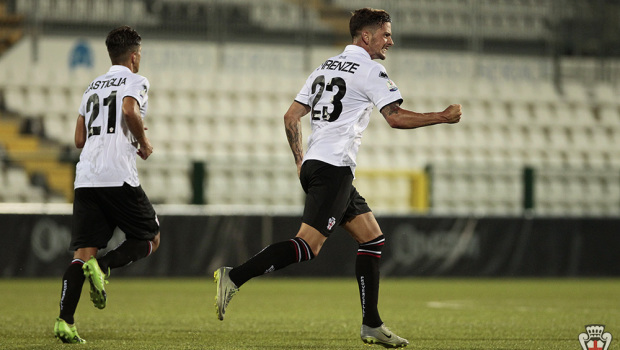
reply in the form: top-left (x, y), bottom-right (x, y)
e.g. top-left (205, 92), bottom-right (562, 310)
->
top-left (327, 217), bottom-right (336, 231)
top-left (579, 324), bottom-right (612, 350)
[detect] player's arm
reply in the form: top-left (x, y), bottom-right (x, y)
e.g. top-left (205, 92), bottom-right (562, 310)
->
top-left (74, 115), bottom-right (86, 149)
top-left (380, 102), bottom-right (462, 129)
top-left (122, 96), bottom-right (153, 160)
top-left (284, 101), bottom-right (311, 177)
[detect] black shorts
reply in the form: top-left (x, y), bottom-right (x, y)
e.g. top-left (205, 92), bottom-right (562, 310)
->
top-left (71, 183), bottom-right (160, 250)
top-left (300, 160), bottom-right (371, 237)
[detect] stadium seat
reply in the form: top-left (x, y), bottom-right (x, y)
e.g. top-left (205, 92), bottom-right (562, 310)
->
top-left (561, 82), bottom-right (589, 105)
top-left (254, 95), bottom-right (275, 119)
top-left (193, 93), bottom-right (213, 118)
top-left (174, 93), bottom-right (195, 116)
top-left (24, 88), bottom-right (48, 117)
top-left (166, 170), bottom-right (192, 204)
top-left (69, 69), bottom-right (94, 91)
top-left (3, 168), bottom-right (32, 202)
top-left (168, 115), bottom-right (193, 142)
top-left (43, 113), bottom-right (66, 142)
top-left (147, 91), bottom-right (173, 118)
top-left (592, 83), bottom-right (617, 105)
top-left (597, 105), bottom-right (620, 128)
top-left (45, 88), bottom-right (70, 115)
top-left (146, 115), bottom-right (170, 149)
top-left (142, 169), bottom-right (169, 204)
top-left (66, 88), bottom-right (85, 111)
top-left (510, 103), bottom-right (534, 127)
top-left (462, 100), bottom-right (488, 125)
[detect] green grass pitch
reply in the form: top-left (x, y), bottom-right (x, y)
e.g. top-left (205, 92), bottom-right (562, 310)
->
top-left (1, 278), bottom-right (618, 349)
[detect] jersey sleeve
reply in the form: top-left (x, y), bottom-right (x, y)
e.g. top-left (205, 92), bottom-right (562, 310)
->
top-left (294, 74), bottom-right (313, 107)
top-left (365, 64), bottom-right (403, 111)
top-left (124, 75), bottom-right (149, 107)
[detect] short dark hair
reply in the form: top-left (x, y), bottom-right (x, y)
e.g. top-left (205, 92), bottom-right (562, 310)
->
top-left (105, 25), bottom-right (141, 64)
top-left (349, 8), bottom-right (391, 39)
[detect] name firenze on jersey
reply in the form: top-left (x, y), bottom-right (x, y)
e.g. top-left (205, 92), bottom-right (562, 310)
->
top-left (85, 77), bottom-right (127, 93)
top-left (317, 59), bottom-right (360, 74)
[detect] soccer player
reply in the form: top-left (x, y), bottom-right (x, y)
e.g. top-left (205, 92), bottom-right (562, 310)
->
top-left (214, 8), bottom-right (461, 348)
top-left (54, 26), bottom-right (161, 344)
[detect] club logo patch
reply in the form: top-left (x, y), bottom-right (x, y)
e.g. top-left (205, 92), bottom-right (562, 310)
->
top-left (579, 324), bottom-right (612, 350)
top-left (327, 217), bottom-right (336, 231)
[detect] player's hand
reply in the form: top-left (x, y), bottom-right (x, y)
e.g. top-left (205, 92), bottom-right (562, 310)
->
top-left (137, 137), bottom-right (153, 160)
top-left (442, 104), bottom-right (462, 124)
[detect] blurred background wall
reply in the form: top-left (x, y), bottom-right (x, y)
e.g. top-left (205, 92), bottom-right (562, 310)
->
top-left (0, 0), bottom-right (619, 276)
top-left (2, 0), bottom-right (620, 216)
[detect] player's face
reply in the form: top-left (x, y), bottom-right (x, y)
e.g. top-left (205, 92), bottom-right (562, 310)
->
top-left (132, 46), bottom-right (142, 73)
top-left (368, 23), bottom-right (393, 60)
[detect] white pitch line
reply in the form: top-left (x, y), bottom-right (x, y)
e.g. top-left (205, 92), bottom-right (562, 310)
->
top-left (426, 301), bottom-right (468, 309)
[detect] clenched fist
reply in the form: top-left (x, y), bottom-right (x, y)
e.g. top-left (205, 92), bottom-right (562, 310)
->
top-left (442, 104), bottom-right (462, 124)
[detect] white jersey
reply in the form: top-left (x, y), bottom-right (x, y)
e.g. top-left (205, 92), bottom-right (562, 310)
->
top-left (295, 45), bottom-right (403, 174)
top-left (75, 65), bottom-right (149, 188)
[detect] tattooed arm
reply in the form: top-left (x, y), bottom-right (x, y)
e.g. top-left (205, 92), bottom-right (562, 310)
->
top-left (284, 101), bottom-right (311, 177)
top-left (380, 101), bottom-right (462, 129)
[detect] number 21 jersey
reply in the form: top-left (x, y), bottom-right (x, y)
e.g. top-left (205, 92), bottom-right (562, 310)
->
top-left (75, 65), bottom-right (149, 188)
top-left (295, 45), bottom-right (403, 174)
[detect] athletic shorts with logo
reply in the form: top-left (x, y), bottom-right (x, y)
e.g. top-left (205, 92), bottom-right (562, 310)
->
top-left (71, 182), bottom-right (159, 250)
top-left (300, 160), bottom-right (371, 237)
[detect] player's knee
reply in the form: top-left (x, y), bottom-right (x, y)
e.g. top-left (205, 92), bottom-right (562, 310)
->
top-left (296, 224), bottom-right (326, 257)
top-left (307, 240), bottom-right (322, 257)
top-left (306, 238), bottom-right (323, 257)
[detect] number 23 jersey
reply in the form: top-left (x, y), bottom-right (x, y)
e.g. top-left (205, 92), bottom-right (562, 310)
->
top-left (295, 45), bottom-right (403, 174)
top-left (75, 65), bottom-right (149, 188)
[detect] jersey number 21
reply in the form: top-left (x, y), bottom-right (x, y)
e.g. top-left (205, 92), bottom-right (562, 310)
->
top-left (85, 91), bottom-right (117, 137)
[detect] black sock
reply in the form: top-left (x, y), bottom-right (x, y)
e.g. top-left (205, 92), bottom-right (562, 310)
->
top-left (356, 235), bottom-right (384, 328)
top-left (229, 237), bottom-right (314, 287)
top-left (59, 259), bottom-right (86, 325)
top-left (98, 239), bottom-right (153, 272)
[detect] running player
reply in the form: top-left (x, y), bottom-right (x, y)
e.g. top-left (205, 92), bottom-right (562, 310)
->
top-left (54, 26), bottom-right (161, 344)
top-left (215, 8), bottom-right (461, 348)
